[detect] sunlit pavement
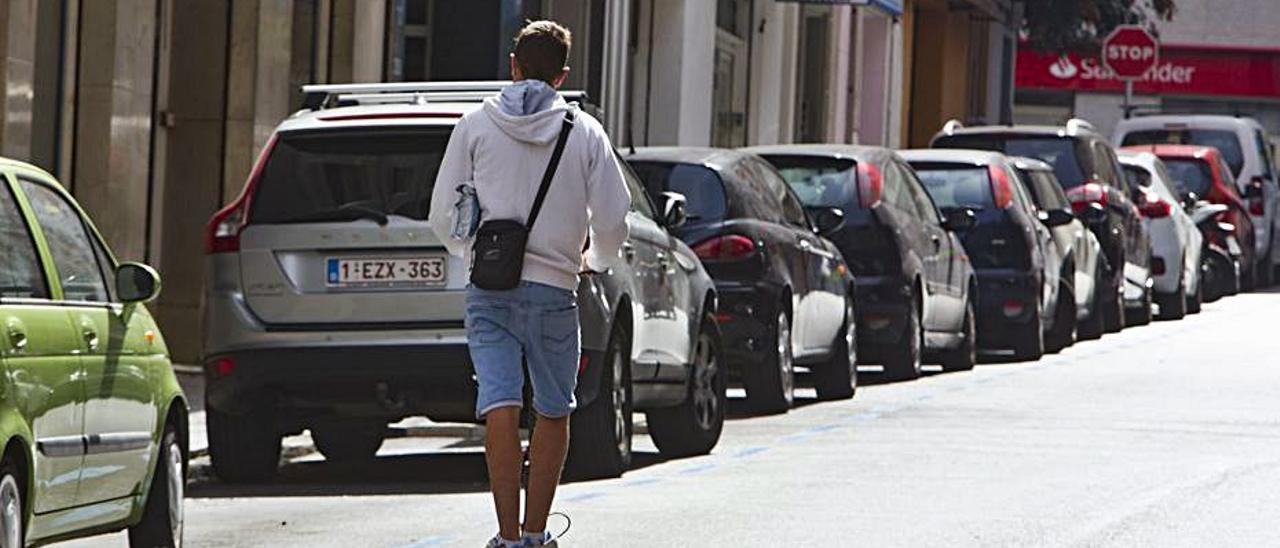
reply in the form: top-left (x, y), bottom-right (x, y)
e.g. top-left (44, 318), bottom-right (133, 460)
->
top-left (65, 288), bottom-right (1280, 547)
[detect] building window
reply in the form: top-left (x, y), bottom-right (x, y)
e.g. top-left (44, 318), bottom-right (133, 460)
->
top-left (712, 0), bottom-right (751, 148)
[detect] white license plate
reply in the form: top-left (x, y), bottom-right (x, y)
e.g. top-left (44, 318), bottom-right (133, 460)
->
top-left (326, 256), bottom-right (447, 286)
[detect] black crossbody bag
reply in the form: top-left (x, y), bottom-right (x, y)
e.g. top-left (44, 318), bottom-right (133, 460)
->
top-left (470, 111), bottom-right (576, 290)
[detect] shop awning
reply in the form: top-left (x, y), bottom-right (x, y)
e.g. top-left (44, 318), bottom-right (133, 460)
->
top-left (775, 0), bottom-right (903, 16)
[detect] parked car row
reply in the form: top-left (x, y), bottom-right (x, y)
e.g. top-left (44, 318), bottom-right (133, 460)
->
top-left (195, 83), bottom-right (1279, 491)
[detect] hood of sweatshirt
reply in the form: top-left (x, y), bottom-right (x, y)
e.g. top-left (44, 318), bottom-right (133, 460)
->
top-left (483, 81), bottom-right (574, 146)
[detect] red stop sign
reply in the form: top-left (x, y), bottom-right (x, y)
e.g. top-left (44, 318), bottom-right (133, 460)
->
top-left (1102, 25), bottom-right (1160, 79)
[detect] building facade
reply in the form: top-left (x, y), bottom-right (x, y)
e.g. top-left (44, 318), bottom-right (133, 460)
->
top-left (1013, 0), bottom-right (1280, 139)
top-left (0, 0), bottom-right (1015, 363)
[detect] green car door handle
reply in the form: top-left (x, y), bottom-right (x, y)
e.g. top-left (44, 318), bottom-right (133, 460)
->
top-left (82, 329), bottom-right (99, 352)
top-left (7, 330), bottom-right (26, 352)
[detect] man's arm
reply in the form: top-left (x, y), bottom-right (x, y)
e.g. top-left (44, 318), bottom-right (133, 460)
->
top-left (582, 128), bottom-right (631, 273)
top-left (427, 119), bottom-right (472, 258)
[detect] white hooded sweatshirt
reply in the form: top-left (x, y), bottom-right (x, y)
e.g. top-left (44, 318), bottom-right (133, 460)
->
top-left (428, 88), bottom-right (631, 291)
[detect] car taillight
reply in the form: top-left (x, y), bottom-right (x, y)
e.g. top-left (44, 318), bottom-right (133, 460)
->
top-left (1151, 257), bottom-right (1166, 275)
top-left (1249, 198), bottom-right (1265, 216)
top-left (205, 134), bottom-right (278, 254)
top-left (1067, 182), bottom-right (1108, 213)
top-left (207, 357), bottom-right (235, 378)
top-left (987, 165), bottom-right (1014, 209)
top-left (692, 235), bottom-right (757, 261)
top-left (857, 162), bottom-right (883, 208)
top-left (1138, 195), bottom-right (1172, 218)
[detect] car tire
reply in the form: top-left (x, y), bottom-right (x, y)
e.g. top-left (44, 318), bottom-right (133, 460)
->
top-left (647, 313), bottom-right (727, 457)
top-left (1125, 285), bottom-right (1153, 326)
top-left (129, 423), bottom-right (184, 548)
top-left (1045, 284), bottom-right (1076, 354)
top-left (940, 296), bottom-right (976, 372)
top-left (1241, 256), bottom-right (1257, 292)
top-left (1012, 302), bottom-right (1045, 361)
top-left (0, 463), bottom-right (23, 548)
top-left (814, 300), bottom-right (858, 399)
top-left (565, 319), bottom-right (633, 480)
top-left (882, 297), bottom-right (923, 381)
top-left (207, 405), bottom-right (282, 483)
top-left (1078, 264), bottom-right (1106, 341)
top-left (1257, 240), bottom-right (1274, 287)
top-left (1102, 276), bottom-right (1124, 334)
top-left (1186, 275), bottom-right (1203, 314)
top-left (311, 423), bottom-right (386, 463)
top-left (744, 308), bottom-right (795, 414)
top-left (1156, 279), bottom-right (1188, 321)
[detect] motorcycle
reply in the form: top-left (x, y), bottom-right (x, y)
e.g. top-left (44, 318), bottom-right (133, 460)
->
top-left (1186, 197), bottom-right (1241, 302)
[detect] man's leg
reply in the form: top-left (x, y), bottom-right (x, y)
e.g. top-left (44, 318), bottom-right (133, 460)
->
top-left (484, 406), bottom-right (523, 541)
top-left (523, 414), bottom-right (569, 534)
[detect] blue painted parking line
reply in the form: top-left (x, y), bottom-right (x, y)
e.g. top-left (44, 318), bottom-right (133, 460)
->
top-left (733, 446), bottom-right (769, 458)
top-left (395, 535), bottom-right (454, 548)
top-left (565, 491), bottom-right (607, 503)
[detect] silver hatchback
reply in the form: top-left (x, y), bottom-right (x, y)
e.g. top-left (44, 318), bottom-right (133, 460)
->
top-left (202, 83), bottom-right (723, 482)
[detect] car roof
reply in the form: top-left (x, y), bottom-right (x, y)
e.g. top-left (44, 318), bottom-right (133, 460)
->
top-left (739, 143), bottom-right (893, 163)
top-left (622, 147), bottom-right (755, 171)
top-left (1119, 144), bottom-right (1217, 161)
top-left (1116, 149), bottom-right (1162, 168)
top-left (0, 156), bottom-right (60, 186)
top-left (1117, 114), bottom-right (1263, 132)
top-left (275, 102), bottom-right (483, 133)
top-left (898, 148), bottom-right (1008, 166)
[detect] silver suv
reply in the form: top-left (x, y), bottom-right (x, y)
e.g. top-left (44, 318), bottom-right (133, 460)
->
top-left (202, 82), bottom-right (722, 482)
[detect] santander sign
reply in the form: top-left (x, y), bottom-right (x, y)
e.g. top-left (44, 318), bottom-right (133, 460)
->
top-left (1050, 55), bottom-right (1196, 85)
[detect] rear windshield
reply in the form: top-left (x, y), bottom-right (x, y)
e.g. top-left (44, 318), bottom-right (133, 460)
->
top-left (759, 155), bottom-right (856, 209)
top-left (1121, 129), bottom-right (1244, 178)
top-left (626, 161), bottom-right (727, 223)
top-left (908, 163), bottom-right (994, 210)
top-left (934, 135), bottom-right (1089, 188)
top-left (1162, 159), bottom-right (1214, 198)
top-left (250, 128), bottom-right (450, 224)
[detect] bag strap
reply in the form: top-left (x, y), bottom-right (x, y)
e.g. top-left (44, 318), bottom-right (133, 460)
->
top-left (526, 110), bottom-right (576, 231)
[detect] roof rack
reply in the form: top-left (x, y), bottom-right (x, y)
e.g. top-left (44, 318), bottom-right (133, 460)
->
top-left (941, 119), bottom-right (965, 136)
top-left (1065, 118), bottom-right (1096, 135)
top-left (300, 81), bottom-right (593, 112)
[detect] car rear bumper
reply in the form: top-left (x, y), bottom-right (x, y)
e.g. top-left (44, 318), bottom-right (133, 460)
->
top-left (974, 270), bottom-right (1040, 349)
top-left (711, 282), bottom-right (785, 380)
top-left (850, 275), bottom-right (912, 358)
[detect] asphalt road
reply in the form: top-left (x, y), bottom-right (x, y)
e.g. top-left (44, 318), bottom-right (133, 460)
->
top-left (66, 288), bottom-right (1280, 547)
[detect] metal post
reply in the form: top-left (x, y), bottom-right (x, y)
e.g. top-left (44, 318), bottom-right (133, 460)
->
top-left (1123, 80), bottom-right (1134, 119)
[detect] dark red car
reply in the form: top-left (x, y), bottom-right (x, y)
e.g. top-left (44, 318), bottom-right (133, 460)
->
top-left (1124, 144), bottom-right (1256, 281)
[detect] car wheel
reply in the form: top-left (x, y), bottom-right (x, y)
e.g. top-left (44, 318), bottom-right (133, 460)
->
top-left (1241, 255), bottom-right (1257, 292)
top-left (647, 313), bottom-right (727, 457)
top-left (311, 422), bottom-right (386, 463)
top-left (1186, 274), bottom-right (1203, 314)
top-left (815, 300), bottom-right (858, 399)
top-left (882, 297), bottom-right (923, 381)
top-left (1125, 284), bottom-right (1153, 326)
top-left (128, 423), bottom-right (184, 548)
top-left (0, 464), bottom-right (22, 548)
top-left (1077, 264), bottom-right (1106, 341)
top-left (1045, 283), bottom-right (1076, 354)
top-left (744, 308), bottom-right (795, 414)
top-left (1102, 275), bottom-right (1124, 334)
top-left (1012, 301), bottom-right (1045, 361)
top-left (565, 319), bottom-right (633, 480)
top-left (940, 296), bottom-right (976, 372)
top-left (207, 405), bottom-right (282, 483)
top-left (1156, 278), bottom-right (1188, 321)
top-left (1257, 240), bottom-right (1274, 287)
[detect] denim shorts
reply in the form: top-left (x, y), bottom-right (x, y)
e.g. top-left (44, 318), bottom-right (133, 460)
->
top-left (465, 281), bottom-right (580, 419)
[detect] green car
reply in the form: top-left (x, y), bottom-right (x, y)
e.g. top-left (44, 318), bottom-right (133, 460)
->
top-left (0, 158), bottom-right (187, 547)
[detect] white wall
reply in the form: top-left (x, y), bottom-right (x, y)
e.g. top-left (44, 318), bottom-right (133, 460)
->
top-left (1155, 0), bottom-right (1280, 47)
top-left (858, 10), bottom-right (892, 145)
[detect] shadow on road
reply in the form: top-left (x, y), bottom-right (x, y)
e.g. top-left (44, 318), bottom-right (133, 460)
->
top-left (188, 448), bottom-right (672, 499)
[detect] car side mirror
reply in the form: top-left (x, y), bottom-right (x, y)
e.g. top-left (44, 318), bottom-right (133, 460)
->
top-left (1038, 209), bottom-right (1074, 227)
top-left (116, 263), bottom-right (161, 304)
top-left (1244, 177), bottom-right (1265, 199)
top-left (660, 191), bottom-right (688, 229)
top-left (813, 207), bottom-right (846, 236)
top-left (1081, 202), bottom-right (1108, 224)
top-left (940, 207), bottom-right (976, 231)
top-left (1181, 191), bottom-right (1199, 208)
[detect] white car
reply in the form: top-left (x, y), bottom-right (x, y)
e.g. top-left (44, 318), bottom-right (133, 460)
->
top-left (1118, 151), bottom-right (1204, 319)
top-left (1114, 115), bottom-right (1278, 288)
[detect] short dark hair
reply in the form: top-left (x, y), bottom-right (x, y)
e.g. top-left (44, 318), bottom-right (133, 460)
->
top-left (513, 20), bottom-right (571, 84)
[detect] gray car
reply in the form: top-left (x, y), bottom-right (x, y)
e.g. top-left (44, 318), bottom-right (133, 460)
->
top-left (201, 82), bottom-right (723, 482)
